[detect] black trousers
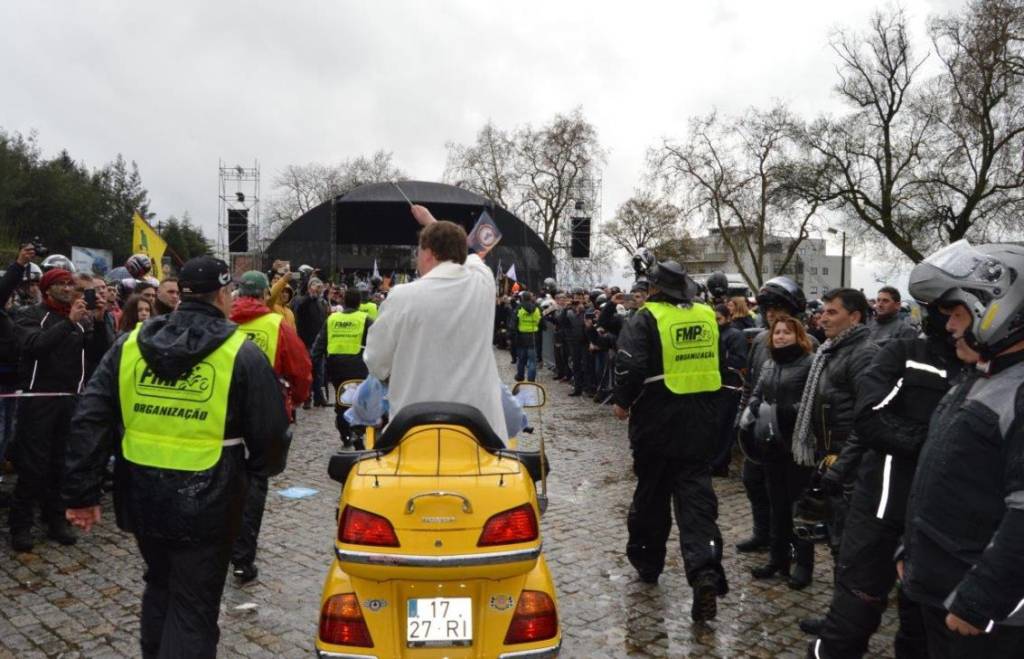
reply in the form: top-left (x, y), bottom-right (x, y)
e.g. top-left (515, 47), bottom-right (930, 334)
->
top-left (711, 390), bottom-right (741, 471)
top-left (554, 340), bottom-right (569, 379)
top-left (8, 396), bottom-right (76, 530)
top-left (137, 535), bottom-right (233, 659)
top-left (741, 457), bottom-right (771, 541)
top-left (231, 473), bottom-right (268, 568)
top-left (763, 458), bottom-right (814, 566)
top-left (817, 497), bottom-right (927, 658)
top-left (568, 343), bottom-right (588, 393)
top-left (626, 454), bottom-right (725, 587)
top-left (919, 604), bottom-right (1024, 659)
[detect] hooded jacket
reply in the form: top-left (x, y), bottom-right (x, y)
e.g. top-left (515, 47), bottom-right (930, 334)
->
top-left (230, 296), bottom-right (312, 416)
top-left (61, 300), bottom-right (290, 543)
top-left (903, 350), bottom-right (1024, 630)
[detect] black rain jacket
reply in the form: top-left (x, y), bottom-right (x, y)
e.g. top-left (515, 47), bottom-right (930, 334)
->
top-left (903, 350), bottom-right (1024, 630)
top-left (0, 261), bottom-right (26, 386)
top-left (850, 336), bottom-right (962, 524)
top-left (811, 324), bottom-right (879, 481)
top-left (16, 300), bottom-right (113, 393)
top-left (61, 301), bottom-right (291, 543)
top-left (613, 296), bottom-right (720, 461)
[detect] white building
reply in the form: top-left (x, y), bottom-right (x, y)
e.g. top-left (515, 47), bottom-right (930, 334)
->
top-left (683, 227), bottom-right (852, 299)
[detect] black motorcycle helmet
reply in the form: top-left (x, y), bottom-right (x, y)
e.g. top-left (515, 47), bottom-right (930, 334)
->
top-left (706, 271), bottom-right (729, 299)
top-left (647, 260), bottom-right (692, 301)
top-left (756, 276), bottom-right (806, 316)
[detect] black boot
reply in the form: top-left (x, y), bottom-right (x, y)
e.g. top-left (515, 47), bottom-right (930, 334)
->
top-left (233, 562), bottom-right (259, 583)
top-left (799, 617), bottom-right (825, 635)
top-left (788, 541), bottom-right (814, 590)
top-left (691, 571), bottom-right (719, 622)
top-left (751, 561), bottom-right (790, 579)
top-left (10, 527), bottom-right (33, 552)
top-left (735, 534), bottom-right (770, 553)
top-left (47, 518), bottom-right (76, 546)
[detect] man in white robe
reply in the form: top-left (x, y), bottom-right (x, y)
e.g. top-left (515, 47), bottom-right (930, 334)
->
top-left (364, 205), bottom-right (508, 443)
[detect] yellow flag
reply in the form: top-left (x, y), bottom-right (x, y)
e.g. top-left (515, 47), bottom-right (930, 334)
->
top-left (131, 211), bottom-right (166, 280)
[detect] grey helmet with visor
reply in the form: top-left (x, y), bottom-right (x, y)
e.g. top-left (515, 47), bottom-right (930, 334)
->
top-left (908, 239), bottom-right (1024, 358)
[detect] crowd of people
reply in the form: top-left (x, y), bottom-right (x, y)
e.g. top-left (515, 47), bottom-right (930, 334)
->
top-left (491, 242), bottom-right (1024, 658)
top-left (2, 229), bottom-right (1023, 658)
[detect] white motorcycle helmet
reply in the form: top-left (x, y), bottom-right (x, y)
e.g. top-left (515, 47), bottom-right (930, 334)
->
top-left (908, 239), bottom-right (1024, 358)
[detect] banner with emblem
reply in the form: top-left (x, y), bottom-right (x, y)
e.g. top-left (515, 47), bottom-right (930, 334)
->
top-left (467, 210), bottom-right (502, 257)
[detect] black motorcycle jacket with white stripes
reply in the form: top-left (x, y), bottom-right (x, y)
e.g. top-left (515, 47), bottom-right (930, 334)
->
top-left (851, 336), bottom-right (963, 525)
top-left (903, 349), bottom-right (1024, 630)
top-left (15, 302), bottom-right (113, 393)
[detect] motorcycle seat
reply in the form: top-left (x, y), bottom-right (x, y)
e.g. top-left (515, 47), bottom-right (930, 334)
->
top-left (376, 402), bottom-right (506, 453)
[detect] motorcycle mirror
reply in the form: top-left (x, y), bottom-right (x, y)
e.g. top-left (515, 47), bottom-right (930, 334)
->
top-left (335, 379), bottom-right (363, 408)
top-left (512, 382), bottom-right (546, 408)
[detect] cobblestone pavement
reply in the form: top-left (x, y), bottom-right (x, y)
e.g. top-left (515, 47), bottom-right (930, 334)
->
top-left (0, 352), bottom-right (898, 658)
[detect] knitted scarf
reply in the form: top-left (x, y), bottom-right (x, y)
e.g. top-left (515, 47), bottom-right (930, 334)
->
top-left (790, 325), bottom-right (859, 467)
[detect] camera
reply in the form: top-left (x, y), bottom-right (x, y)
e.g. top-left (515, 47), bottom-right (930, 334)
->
top-left (83, 288), bottom-right (98, 311)
top-left (22, 236), bottom-right (48, 258)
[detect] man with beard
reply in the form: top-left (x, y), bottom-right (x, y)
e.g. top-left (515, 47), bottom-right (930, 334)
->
top-left (867, 286), bottom-right (918, 345)
top-left (8, 267), bottom-right (113, 551)
top-left (154, 277), bottom-right (179, 316)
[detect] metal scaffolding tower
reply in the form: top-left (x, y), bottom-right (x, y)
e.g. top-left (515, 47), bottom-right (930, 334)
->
top-left (217, 160), bottom-right (261, 271)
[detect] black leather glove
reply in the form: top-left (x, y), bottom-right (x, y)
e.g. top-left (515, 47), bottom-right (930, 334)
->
top-left (820, 467), bottom-right (843, 497)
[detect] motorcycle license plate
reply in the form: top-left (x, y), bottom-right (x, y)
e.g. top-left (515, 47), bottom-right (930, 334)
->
top-left (406, 597), bottom-right (472, 647)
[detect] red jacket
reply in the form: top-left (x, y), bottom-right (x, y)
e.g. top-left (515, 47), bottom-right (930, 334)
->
top-left (231, 297), bottom-right (312, 417)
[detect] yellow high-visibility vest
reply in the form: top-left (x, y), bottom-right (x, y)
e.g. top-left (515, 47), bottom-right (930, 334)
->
top-left (358, 301), bottom-right (378, 320)
top-left (326, 310), bottom-right (368, 356)
top-left (119, 328), bottom-right (244, 471)
top-left (238, 313), bottom-right (282, 365)
top-left (517, 307), bottom-right (541, 333)
top-left (643, 301), bottom-right (721, 394)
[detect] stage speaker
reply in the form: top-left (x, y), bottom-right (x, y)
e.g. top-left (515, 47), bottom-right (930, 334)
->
top-left (570, 215), bottom-right (591, 258)
top-left (227, 209), bottom-right (249, 252)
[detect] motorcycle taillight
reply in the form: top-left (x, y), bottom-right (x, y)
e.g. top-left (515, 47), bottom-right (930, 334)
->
top-left (478, 503), bottom-right (538, 546)
top-left (504, 590), bottom-right (558, 644)
top-left (338, 505), bottom-right (400, 547)
top-left (319, 593), bottom-right (373, 647)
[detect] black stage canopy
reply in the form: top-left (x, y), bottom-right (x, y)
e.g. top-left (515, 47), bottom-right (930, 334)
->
top-left (266, 181), bottom-right (554, 288)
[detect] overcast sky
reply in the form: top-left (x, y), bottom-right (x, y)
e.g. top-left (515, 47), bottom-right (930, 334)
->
top-left (2, 0), bottom-right (963, 291)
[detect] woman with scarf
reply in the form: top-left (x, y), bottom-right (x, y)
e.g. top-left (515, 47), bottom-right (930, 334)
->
top-left (744, 316), bottom-right (816, 589)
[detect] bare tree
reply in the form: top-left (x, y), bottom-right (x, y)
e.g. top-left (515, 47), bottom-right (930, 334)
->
top-left (443, 122), bottom-right (517, 211)
top-left (603, 191), bottom-right (680, 253)
top-left (920, 0), bottom-right (1024, 243)
top-left (515, 110), bottom-right (605, 252)
top-left (655, 104), bottom-right (820, 290)
top-left (793, 9), bottom-right (933, 263)
top-left (445, 109), bottom-right (606, 255)
top-left (264, 150), bottom-right (405, 238)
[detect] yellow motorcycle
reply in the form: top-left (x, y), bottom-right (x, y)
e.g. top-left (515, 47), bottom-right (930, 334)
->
top-left (315, 383), bottom-right (560, 658)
